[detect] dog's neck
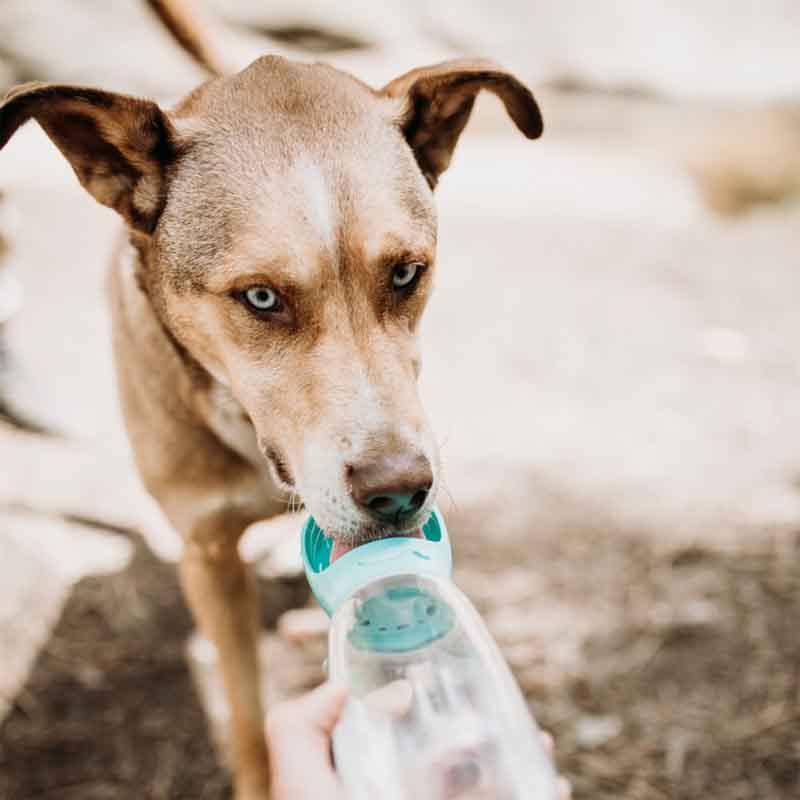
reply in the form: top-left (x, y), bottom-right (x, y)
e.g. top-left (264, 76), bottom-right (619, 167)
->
top-left (119, 234), bottom-right (268, 473)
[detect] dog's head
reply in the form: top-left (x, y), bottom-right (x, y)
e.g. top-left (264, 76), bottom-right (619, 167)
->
top-left (0, 57), bottom-right (541, 548)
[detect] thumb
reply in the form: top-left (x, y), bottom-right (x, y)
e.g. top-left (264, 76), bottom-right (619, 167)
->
top-left (267, 683), bottom-right (350, 797)
top-left (267, 682), bottom-right (350, 752)
top-left (293, 681), bottom-right (350, 736)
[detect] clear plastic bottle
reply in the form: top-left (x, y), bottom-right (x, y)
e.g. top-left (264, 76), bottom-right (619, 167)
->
top-left (302, 508), bottom-right (559, 800)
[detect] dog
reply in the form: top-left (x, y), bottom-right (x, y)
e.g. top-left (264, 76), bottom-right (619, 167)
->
top-left (0, 2), bottom-right (542, 796)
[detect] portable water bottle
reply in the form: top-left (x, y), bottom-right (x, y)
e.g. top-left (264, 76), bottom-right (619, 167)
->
top-left (301, 508), bottom-right (559, 800)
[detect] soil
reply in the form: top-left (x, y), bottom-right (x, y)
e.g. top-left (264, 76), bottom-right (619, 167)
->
top-left (0, 494), bottom-right (798, 799)
top-left (0, 533), bottom-right (307, 800)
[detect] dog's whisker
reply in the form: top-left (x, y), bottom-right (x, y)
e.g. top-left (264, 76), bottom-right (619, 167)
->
top-left (287, 490), bottom-right (303, 515)
top-left (436, 426), bottom-right (455, 451)
top-left (439, 475), bottom-right (459, 513)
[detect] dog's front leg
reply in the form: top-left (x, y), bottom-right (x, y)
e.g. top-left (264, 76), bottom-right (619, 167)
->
top-left (180, 511), bottom-right (271, 800)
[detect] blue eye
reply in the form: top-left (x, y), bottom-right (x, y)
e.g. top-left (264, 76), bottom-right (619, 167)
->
top-left (244, 285), bottom-right (280, 312)
top-left (392, 263), bottom-right (422, 289)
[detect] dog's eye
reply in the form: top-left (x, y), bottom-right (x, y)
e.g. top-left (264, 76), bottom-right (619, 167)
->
top-left (392, 262), bottom-right (423, 290)
top-left (243, 285), bottom-right (281, 312)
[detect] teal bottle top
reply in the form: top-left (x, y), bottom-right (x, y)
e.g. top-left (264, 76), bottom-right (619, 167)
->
top-left (301, 507), bottom-right (453, 617)
top-left (345, 582), bottom-right (455, 653)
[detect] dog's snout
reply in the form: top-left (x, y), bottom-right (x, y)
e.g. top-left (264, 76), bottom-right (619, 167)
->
top-left (348, 451), bottom-right (433, 524)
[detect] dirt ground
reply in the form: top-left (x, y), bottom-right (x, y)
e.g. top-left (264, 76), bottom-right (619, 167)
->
top-left (0, 528), bottom-right (308, 800)
top-left (1, 489), bottom-right (797, 800)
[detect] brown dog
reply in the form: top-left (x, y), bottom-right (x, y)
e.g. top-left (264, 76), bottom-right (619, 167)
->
top-left (0, 3), bottom-right (542, 796)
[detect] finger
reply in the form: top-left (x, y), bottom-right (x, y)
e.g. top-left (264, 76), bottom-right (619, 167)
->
top-left (540, 730), bottom-right (555, 756)
top-left (267, 685), bottom-right (349, 797)
top-left (558, 776), bottom-right (572, 800)
top-left (364, 679), bottom-right (413, 716)
top-left (293, 681), bottom-right (350, 736)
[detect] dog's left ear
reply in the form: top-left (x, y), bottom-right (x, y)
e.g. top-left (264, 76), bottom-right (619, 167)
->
top-left (0, 82), bottom-right (176, 233)
top-left (381, 58), bottom-right (543, 189)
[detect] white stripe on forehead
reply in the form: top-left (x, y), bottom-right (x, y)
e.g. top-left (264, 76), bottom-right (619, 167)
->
top-left (291, 153), bottom-right (336, 252)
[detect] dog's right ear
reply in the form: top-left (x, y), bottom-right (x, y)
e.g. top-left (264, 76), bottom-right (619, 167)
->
top-left (381, 59), bottom-right (543, 189)
top-left (0, 82), bottom-right (176, 233)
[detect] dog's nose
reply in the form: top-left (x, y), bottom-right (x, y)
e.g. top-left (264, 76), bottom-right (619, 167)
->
top-left (348, 452), bottom-right (433, 523)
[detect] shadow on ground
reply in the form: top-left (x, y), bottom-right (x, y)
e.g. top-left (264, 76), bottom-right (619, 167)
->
top-left (560, 539), bottom-right (800, 799)
top-left (0, 531), bottom-right (307, 800)
top-left (449, 482), bottom-right (800, 800)
top-left (0, 486), bottom-right (798, 799)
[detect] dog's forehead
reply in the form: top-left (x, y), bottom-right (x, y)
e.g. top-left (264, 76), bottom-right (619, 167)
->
top-left (175, 56), bottom-right (397, 154)
top-left (163, 57), bottom-right (435, 287)
top-left (194, 56), bottom-right (360, 103)
top-left (238, 142), bottom-right (435, 264)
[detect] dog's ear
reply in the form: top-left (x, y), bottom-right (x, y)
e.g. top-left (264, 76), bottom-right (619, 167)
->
top-left (381, 58), bottom-right (543, 188)
top-left (0, 82), bottom-right (176, 233)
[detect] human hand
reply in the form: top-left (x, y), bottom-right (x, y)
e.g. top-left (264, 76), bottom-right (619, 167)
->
top-left (266, 682), bottom-right (571, 800)
top-left (266, 682), bottom-right (349, 800)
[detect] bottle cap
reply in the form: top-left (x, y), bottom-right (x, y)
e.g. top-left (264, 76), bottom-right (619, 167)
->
top-left (345, 582), bottom-right (455, 652)
top-left (301, 507), bottom-right (453, 616)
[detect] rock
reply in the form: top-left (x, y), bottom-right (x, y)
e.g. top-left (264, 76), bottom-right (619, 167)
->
top-left (0, 424), bottom-right (179, 557)
top-left (516, 663), bottom-right (567, 696)
top-left (262, 633), bottom-right (327, 705)
top-left (0, 528), bottom-right (67, 725)
top-left (245, 513), bottom-right (306, 580)
top-left (677, 599), bottom-right (720, 628)
top-left (574, 714), bottom-right (623, 749)
top-left (485, 606), bottom-right (536, 646)
top-left (277, 607), bottom-right (329, 644)
top-left (0, 510), bottom-right (132, 724)
top-left (502, 641), bottom-right (545, 670)
top-left (0, 0), bottom-right (204, 100)
top-left (424, 0), bottom-right (800, 103)
top-left (205, 0), bottom-right (411, 49)
top-left (458, 566), bottom-right (541, 607)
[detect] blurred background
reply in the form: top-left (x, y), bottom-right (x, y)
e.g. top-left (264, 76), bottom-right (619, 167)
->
top-left (0, 2), bottom-right (798, 798)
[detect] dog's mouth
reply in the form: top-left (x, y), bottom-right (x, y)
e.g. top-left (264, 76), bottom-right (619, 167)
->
top-left (330, 527), bottom-right (425, 564)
